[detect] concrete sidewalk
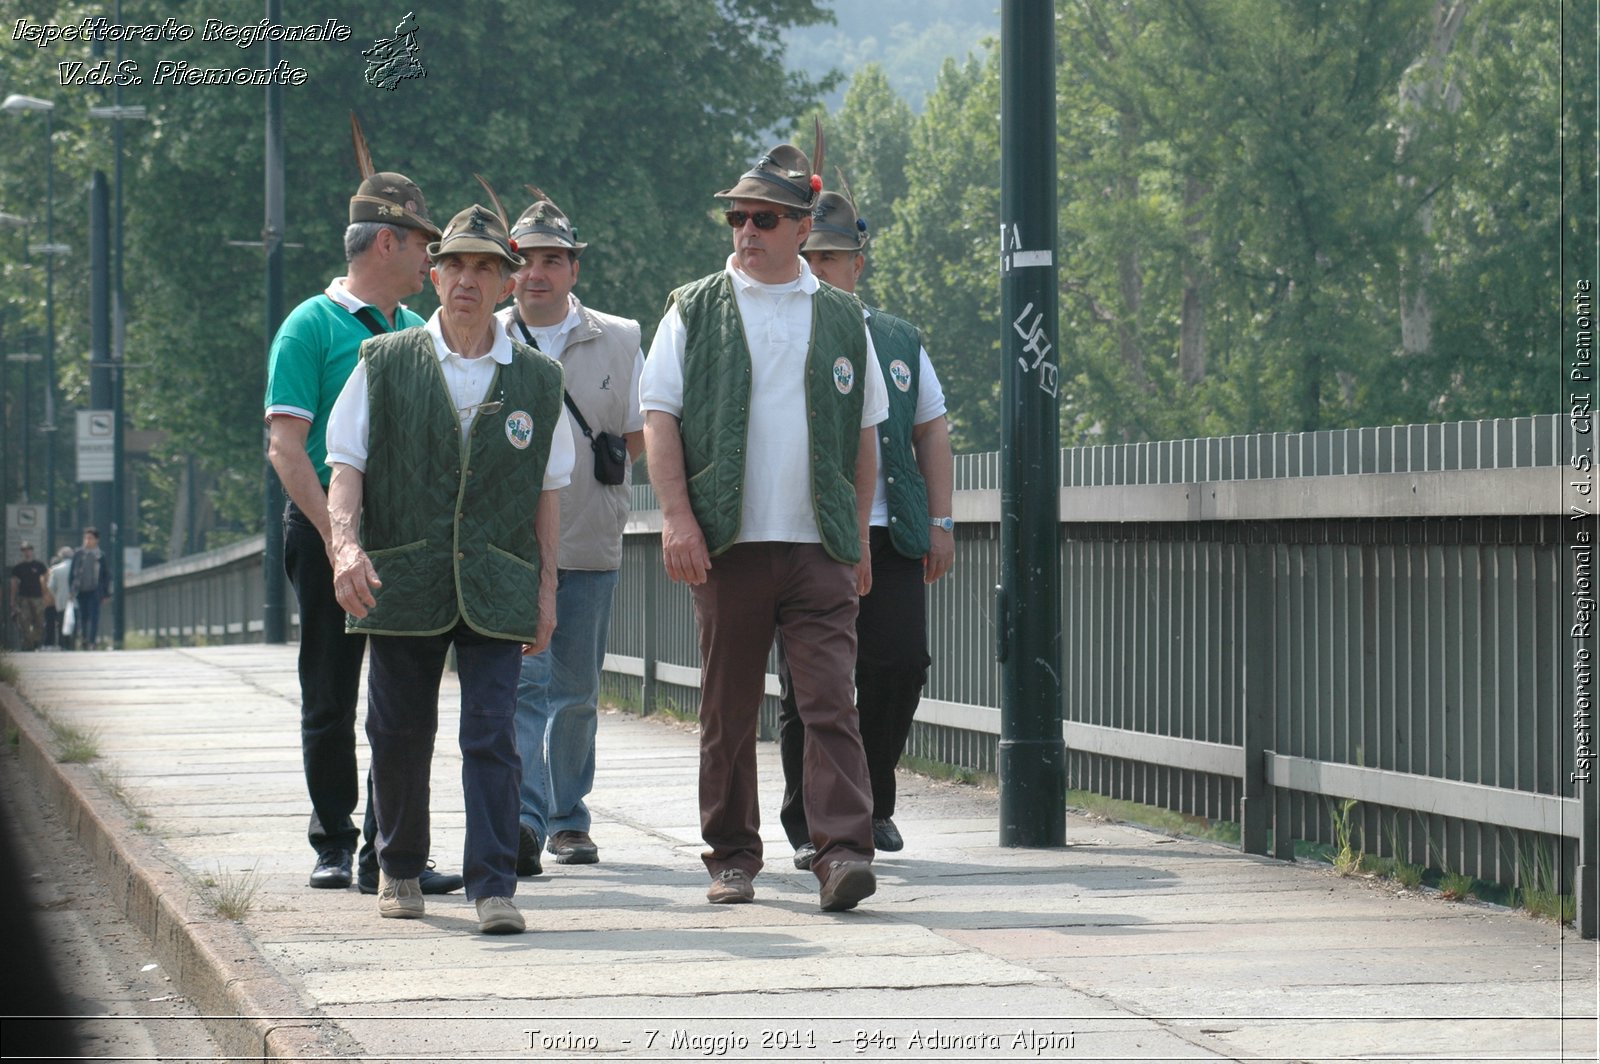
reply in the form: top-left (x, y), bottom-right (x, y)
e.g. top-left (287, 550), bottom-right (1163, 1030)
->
top-left (3, 644), bottom-right (1595, 1063)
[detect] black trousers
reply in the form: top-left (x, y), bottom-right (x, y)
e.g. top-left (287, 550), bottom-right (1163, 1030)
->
top-left (285, 498), bottom-right (378, 870)
top-left (778, 525), bottom-right (931, 848)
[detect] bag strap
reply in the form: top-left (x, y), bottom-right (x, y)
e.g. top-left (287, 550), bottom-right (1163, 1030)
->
top-left (333, 295), bottom-right (393, 339)
top-left (513, 316), bottom-right (597, 442)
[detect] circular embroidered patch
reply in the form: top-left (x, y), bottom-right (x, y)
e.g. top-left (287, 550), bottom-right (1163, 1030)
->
top-left (504, 410), bottom-right (534, 450)
top-left (832, 357), bottom-right (855, 395)
top-left (889, 359), bottom-right (913, 393)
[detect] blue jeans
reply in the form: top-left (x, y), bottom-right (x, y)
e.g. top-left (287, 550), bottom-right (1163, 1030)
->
top-left (367, 622), bottom-right (522, 900)
top-left (514, 568), bottom-right (620, 842)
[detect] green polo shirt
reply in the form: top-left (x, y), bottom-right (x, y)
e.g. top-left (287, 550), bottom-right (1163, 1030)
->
top-left (265, 288), bottom-right (425, 485)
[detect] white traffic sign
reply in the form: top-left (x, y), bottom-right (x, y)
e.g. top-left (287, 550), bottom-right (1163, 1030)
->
top-left (77, 409), bottom-right (115, 482)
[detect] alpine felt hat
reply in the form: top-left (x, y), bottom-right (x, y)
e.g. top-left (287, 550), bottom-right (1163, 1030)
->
top-left (715, 143), bottom-right (821, 210)
top-left (427, 204), bottom-right (526, 268)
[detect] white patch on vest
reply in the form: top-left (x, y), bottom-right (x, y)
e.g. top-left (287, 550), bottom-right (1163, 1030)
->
top-left (832, 357), bottom-right (855, 395)
top-left (504, 410), bottom-right (534, 450)
top-left (889, 359), bottom-right (913, 393)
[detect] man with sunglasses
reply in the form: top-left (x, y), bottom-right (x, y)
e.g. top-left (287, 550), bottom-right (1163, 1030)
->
top-left (641, 143), bottom-right (889, 912)
top-left (776, 189), bottom-right (956, 870)
top-left (325, 204), bottom-right (575, 934)
top-left (495, 190), bottom-right (645, 874)
top-left (265, 167), bottom-right (464, 898)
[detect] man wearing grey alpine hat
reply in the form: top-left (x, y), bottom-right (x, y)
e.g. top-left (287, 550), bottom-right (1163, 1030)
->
top-left (265, 160), bottom-right (463, 896)
top-left (496, 190), bottom-right (645, 875)
top-left (641, 142), bottom-right (889, 912)
top-left (777, 187), bottom-right (955, 870)
top-left (326, 202), bottom-right (575, 934)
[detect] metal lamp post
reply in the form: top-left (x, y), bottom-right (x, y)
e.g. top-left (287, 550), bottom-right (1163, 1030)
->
top-left (2, 94), bottom-right (59, 556)
top-left (88, 100), bottom-right (147, 648)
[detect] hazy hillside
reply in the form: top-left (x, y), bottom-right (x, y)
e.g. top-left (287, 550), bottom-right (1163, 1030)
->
top-left (785, 0), bottom-right (999, 111)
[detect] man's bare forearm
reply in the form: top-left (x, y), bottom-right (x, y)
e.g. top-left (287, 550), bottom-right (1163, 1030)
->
top-left (267, 417), bottom-right (333, 540)
top-left (644, 411), bottom-right (693, 520)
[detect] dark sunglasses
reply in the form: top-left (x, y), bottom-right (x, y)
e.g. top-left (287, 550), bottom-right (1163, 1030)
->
top-left (724, 209), bottom-right (802, 230)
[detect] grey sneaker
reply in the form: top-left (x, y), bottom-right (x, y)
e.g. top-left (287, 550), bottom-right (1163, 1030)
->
top-left (476, 896), bottom-right (525, 934)
top-left (377, 871), bottom-right (424, 919)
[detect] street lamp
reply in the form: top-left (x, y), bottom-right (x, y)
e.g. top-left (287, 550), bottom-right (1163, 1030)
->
top-left (3, 93), bottom-right (58, 555)
top-left (5, 352), bottom-right (43, 498)
top-left (89, 72), bottom-right (150, 648)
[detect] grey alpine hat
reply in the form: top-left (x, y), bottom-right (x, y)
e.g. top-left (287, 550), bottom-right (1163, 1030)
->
top-left (802, 190), bottom-right (868, 253)
top-left (426, 204), bottom-right (526, 267)
top-left (510, 188), bottom-right (587, 255)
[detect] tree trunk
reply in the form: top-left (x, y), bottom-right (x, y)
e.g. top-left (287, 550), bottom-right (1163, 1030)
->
top-left (1396, 0), bottom-right (1469, 356)
top-left (1179, 175), bottom-right (1208, 384)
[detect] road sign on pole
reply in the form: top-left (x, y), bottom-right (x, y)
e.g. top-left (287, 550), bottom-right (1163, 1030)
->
top-left (76, 409), bottom-right (115, 482)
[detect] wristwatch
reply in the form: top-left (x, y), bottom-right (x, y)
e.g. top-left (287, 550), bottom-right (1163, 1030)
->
top-left (929, 516), bottom-right (954, 532)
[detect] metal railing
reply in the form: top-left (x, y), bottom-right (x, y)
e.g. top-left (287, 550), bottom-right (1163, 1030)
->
top-left (125, 414), bottom-right (1594, 935)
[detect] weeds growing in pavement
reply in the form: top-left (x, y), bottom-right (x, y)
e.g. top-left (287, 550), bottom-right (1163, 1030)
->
top-left (1329, 797), bottom-right (1363, 876)
top-left (53, 720), bottom-right (100, 764)
top-left (201, 863), bottom-right (264, 922)
top-left (1511, 839), bottom-right (1576, 926)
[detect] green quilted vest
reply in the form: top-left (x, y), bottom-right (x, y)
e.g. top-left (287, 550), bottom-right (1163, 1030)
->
top-left (351, 328), bottom-right (562, 641)
top-left (668, 274), bottom-right (868, 564)
top-left (869, 308), bottom-right (931, 559)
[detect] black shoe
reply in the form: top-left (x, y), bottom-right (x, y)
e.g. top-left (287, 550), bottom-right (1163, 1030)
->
top-left (309, 849), bottom-right (353, 889)
top-left (517, 824), bottom-right (543, 876)
top-left (792, 842), bottom-right (816, 871)
top-left (357, 860), bottom-right (464, 895)
top-left (548, 830), bottom-right (599, 865)
top-left (872, 817), bottom-right (904, 852)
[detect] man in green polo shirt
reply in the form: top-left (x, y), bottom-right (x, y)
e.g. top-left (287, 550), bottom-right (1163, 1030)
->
top-left (265, 168), bottom-right (462, 897)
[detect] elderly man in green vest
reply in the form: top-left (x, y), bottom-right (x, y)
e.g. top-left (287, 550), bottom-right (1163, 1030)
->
top-left (325, 203), bottom-right (574, 935)
top-left (776, 187), bottom-right (956, 870)
top-left (641, 143), bottom-right (889, 912)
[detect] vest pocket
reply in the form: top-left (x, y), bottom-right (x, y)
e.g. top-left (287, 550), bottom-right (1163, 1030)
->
top-left (486, 542), bottom-right (540, 575)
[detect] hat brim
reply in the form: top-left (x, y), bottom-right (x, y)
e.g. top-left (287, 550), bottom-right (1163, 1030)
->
top-left (349, 196), bottom-right (442, 238)
top-left (714, 177), bottom-right (811, 210)
top-left (427, 235), bottom-right (525, 268)
top-left (803, 229), bottom-right (866, 253)
top-left (509, 232), bottom-right (588, 254)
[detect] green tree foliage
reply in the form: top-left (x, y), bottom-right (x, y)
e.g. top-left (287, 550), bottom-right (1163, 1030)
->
top-left (870, 54), bottom-right (1004, 452)
top-left (798, 62), bottom-right (914, 308)
top-left (2, 0), bottom-right (832, 554)
top-left (860, 0), bottom-right (1573, 450)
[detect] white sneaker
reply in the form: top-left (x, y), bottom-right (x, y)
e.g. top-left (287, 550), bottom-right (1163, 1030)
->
top-left (476, 895), bottom-right (525, 934)
top-left (377, 871), bottom-right (424, 919)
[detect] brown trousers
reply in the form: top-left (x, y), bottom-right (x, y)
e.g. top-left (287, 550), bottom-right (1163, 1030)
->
top-left (690, 542), bottom-right (874, 882)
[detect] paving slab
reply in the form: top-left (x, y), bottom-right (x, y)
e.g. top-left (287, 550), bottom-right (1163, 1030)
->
top-left (4, 645), bottom-right (1596, 1063)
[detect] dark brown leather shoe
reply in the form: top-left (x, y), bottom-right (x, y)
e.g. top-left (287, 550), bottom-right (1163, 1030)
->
top-left (548, 830), bottom-right (599, 865)
top-left (818, 860), bottom-right (876, 912)
top-left (707, 868), bottom-right (755, 904)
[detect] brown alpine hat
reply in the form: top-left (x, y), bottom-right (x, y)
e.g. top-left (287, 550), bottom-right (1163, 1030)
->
top-left (802, 190), bottom-right (869, 254)
top-left (348, 172), bottom-right (441, 237)
top-left (510, 189), bottom-right (587, 255)
top-left (715, 143), bottom-right (821, 210)
top-left (426, 204), bottom-right (526, 268)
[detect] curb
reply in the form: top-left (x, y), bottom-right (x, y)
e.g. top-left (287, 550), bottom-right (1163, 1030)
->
top-left (1, 681), bottom-right (359, 1061)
